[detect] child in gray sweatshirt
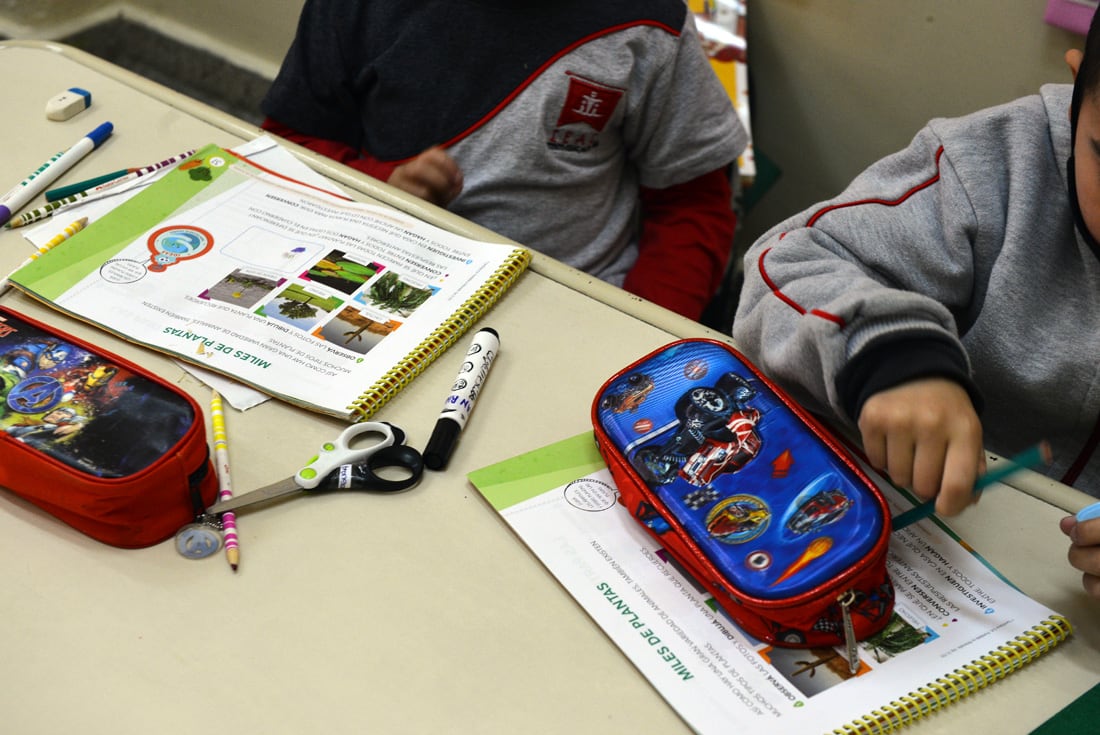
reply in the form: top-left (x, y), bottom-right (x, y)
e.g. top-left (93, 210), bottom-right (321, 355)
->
top-left (734, 13), bottom-right (1100, 598)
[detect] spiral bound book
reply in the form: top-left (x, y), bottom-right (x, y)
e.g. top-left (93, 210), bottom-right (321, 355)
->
top-left (8, 143), bottom-right (530, 420)
top-left (469, 433), bottom-right (1074, 735)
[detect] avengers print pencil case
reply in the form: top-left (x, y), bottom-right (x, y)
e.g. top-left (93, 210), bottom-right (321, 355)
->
top-left (592, 339), bottom-right (894, 652)
top-left (0, 306), bottom-right (216, 547)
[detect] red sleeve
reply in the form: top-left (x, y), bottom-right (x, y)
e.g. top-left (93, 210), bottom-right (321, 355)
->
top-left (622, 167), bottom-right (737, 320)
top-left (260, 118), bottom-right (401, 182)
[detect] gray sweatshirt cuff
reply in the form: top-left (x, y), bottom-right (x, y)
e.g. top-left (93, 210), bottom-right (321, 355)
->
top-left (836, 335), bottom-right (983, 421)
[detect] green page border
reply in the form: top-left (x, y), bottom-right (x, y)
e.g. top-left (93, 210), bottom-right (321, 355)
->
top-left (467, 431), bottom-right (606, 511)
top-left (12, 143), bottom-right (239, 300)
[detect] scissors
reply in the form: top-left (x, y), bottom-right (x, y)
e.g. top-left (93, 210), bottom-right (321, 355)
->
top-left (206, 421), bottom-right (424, 515)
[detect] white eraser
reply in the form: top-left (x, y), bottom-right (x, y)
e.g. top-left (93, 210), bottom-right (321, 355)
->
top-left (45, 87), bottom-right (92, 121)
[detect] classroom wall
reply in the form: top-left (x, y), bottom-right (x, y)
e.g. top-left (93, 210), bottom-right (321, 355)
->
top-left (122, 0), bottom-right (301, 77)
top-left (0, 0), bottom-right (1087, 258)
top-left (739, 0), bottom-right (1084, 249)
top-left (0, 0), bottom-right (111, 31)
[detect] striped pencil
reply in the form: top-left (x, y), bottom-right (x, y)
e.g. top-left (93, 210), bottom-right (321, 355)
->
top-left (9, 169), bottom-right (143, 227)
top-left (0, 216), bottom-right (88, 295)
top-left (132, 148), bottom-right (197, 177)
top-left (5, 194), bottom-right (80, 228)
top-left (4, 148), bottom-right (197, 229)
top-left (210, 391), bottom-right (240, 571)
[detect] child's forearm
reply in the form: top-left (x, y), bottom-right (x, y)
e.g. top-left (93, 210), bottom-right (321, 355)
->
top-left (624, 167), bottom-right (735, 319)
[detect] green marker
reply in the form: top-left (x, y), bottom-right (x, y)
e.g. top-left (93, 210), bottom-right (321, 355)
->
top-left (892, 441), bottom-right (1052, 530)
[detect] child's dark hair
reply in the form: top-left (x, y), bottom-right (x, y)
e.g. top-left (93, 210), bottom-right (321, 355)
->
top-left (1070, 11), bottom-right (1100, 249)
top-left (1078, 10), bottom-right (1100, 98)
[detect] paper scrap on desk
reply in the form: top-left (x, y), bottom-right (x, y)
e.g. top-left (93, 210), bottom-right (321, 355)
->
top-left (175, 361), bottom-right (269, 411)
top-left (20, 135), bottom-right (342, 249)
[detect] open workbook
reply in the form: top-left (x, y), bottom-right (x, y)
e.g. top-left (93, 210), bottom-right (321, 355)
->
top-left (468, 433), bottom-right (1073, 735)
top-left (8, 143), bottom-right (530, 420)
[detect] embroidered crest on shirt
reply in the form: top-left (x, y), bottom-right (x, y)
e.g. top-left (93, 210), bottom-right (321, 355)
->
top-left (548, 73), bottom-right (624, 152)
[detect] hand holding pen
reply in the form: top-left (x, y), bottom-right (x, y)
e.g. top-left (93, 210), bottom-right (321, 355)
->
top-left (1060, 499), bottom-right (1100, 599)
top-left (893, 441), bottom-right (1052, 529)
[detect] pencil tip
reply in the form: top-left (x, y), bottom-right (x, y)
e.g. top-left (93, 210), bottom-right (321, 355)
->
top-left (231, 564), bottom-right (238, 572)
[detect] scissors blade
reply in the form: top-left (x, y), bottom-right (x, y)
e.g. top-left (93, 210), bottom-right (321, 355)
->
top-left (206, 476), bottom-right (303, 515)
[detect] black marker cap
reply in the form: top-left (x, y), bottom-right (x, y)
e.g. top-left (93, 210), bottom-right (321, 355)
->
top-left (423, 417), bottom-right (462, 470)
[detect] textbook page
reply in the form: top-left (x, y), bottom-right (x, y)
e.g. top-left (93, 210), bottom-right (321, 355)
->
top-left (468, 433), bottom-right (1069, 735)
top-left (19, 135), bottom-right (329, 411)
top-left (11, 144), bottom-right (525, 418)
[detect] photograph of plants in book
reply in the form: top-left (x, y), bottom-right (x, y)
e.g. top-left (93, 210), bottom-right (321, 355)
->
top-left (859, 611), bottom-right (931, 663)
top-left (301, 249), bottom-right (382, 295)
top-left (256, 283), bottom-right (343, 330)
top-left (200, 268), bottom-right (284, 309)
top-left (314, 306), bottom-right (399, 356)
top-left (364, 271), bottom-right (435, 317)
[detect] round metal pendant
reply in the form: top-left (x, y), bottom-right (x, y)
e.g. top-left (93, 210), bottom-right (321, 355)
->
top-left (175, 523), bottom-right (223, 559)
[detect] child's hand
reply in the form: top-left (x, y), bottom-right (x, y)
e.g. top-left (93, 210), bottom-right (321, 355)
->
top-left (1060, 512), bottom-right (1100, 599)
top-left (858, 378), bottom-right (985, 516)
top-left (388, 147), bottom-right (464, 206)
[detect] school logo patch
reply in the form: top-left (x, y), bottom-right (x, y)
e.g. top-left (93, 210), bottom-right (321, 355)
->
top-left (548, 73), bottom-right (624, 152)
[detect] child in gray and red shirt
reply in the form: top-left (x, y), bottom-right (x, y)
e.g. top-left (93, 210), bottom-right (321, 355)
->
top-left (261, 0), bottom-right (748, 320)
top-left (735, 11), bottom-right (1100, 599)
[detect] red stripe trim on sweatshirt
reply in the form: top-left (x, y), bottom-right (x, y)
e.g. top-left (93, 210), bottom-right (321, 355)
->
top-left (759, 146), bottom-right (947, 324)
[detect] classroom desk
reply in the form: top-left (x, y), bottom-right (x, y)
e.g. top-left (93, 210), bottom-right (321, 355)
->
top-left (0, 41), bottom-right (1097, 735)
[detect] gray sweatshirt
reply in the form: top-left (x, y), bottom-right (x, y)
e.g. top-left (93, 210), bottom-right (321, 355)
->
top-left (734, 84), bottom-right (1100, 497)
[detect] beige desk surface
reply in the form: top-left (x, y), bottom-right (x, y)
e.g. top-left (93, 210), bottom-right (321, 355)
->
top-left (1, 41), bottom-right (1097, 735)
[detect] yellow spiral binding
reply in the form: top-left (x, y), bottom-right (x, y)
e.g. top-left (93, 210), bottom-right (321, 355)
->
top-left (346, 247), bottom-right (532, 421)
top-left (830, 615), bottom-right (1073, 734)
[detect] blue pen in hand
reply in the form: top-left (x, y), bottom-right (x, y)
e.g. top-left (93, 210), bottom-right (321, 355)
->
top-left (1077, 501), bottom-right (1100, 523)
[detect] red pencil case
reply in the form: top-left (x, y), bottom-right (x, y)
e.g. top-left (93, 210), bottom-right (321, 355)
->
top-left (0, 306), bottom-right (217, 547)
top-left (592, 339), bottom-right (894, 650)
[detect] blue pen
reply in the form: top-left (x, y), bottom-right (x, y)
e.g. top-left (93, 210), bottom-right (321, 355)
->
top-left (1077, 501), bottom-right (1100, 523)
top-left (0, 122), bottom-right (113, 227)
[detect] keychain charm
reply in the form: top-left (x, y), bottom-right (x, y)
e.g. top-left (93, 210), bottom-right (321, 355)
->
top-left (175, 514), bottom-right (223, 559)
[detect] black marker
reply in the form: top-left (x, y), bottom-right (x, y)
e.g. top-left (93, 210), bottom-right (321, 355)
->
top-left (423, 327), bottom-right (499, 470)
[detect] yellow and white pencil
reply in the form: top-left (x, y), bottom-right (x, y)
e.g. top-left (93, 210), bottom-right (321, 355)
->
top-left (0, 216), bottom-right (88, 295)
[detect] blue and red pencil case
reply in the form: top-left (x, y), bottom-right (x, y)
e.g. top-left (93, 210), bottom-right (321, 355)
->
top-left (592, 339), bottom-right (894, 648)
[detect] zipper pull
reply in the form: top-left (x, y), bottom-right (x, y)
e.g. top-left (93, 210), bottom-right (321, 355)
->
top-left (838, 590), bottom-right (860, 674)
